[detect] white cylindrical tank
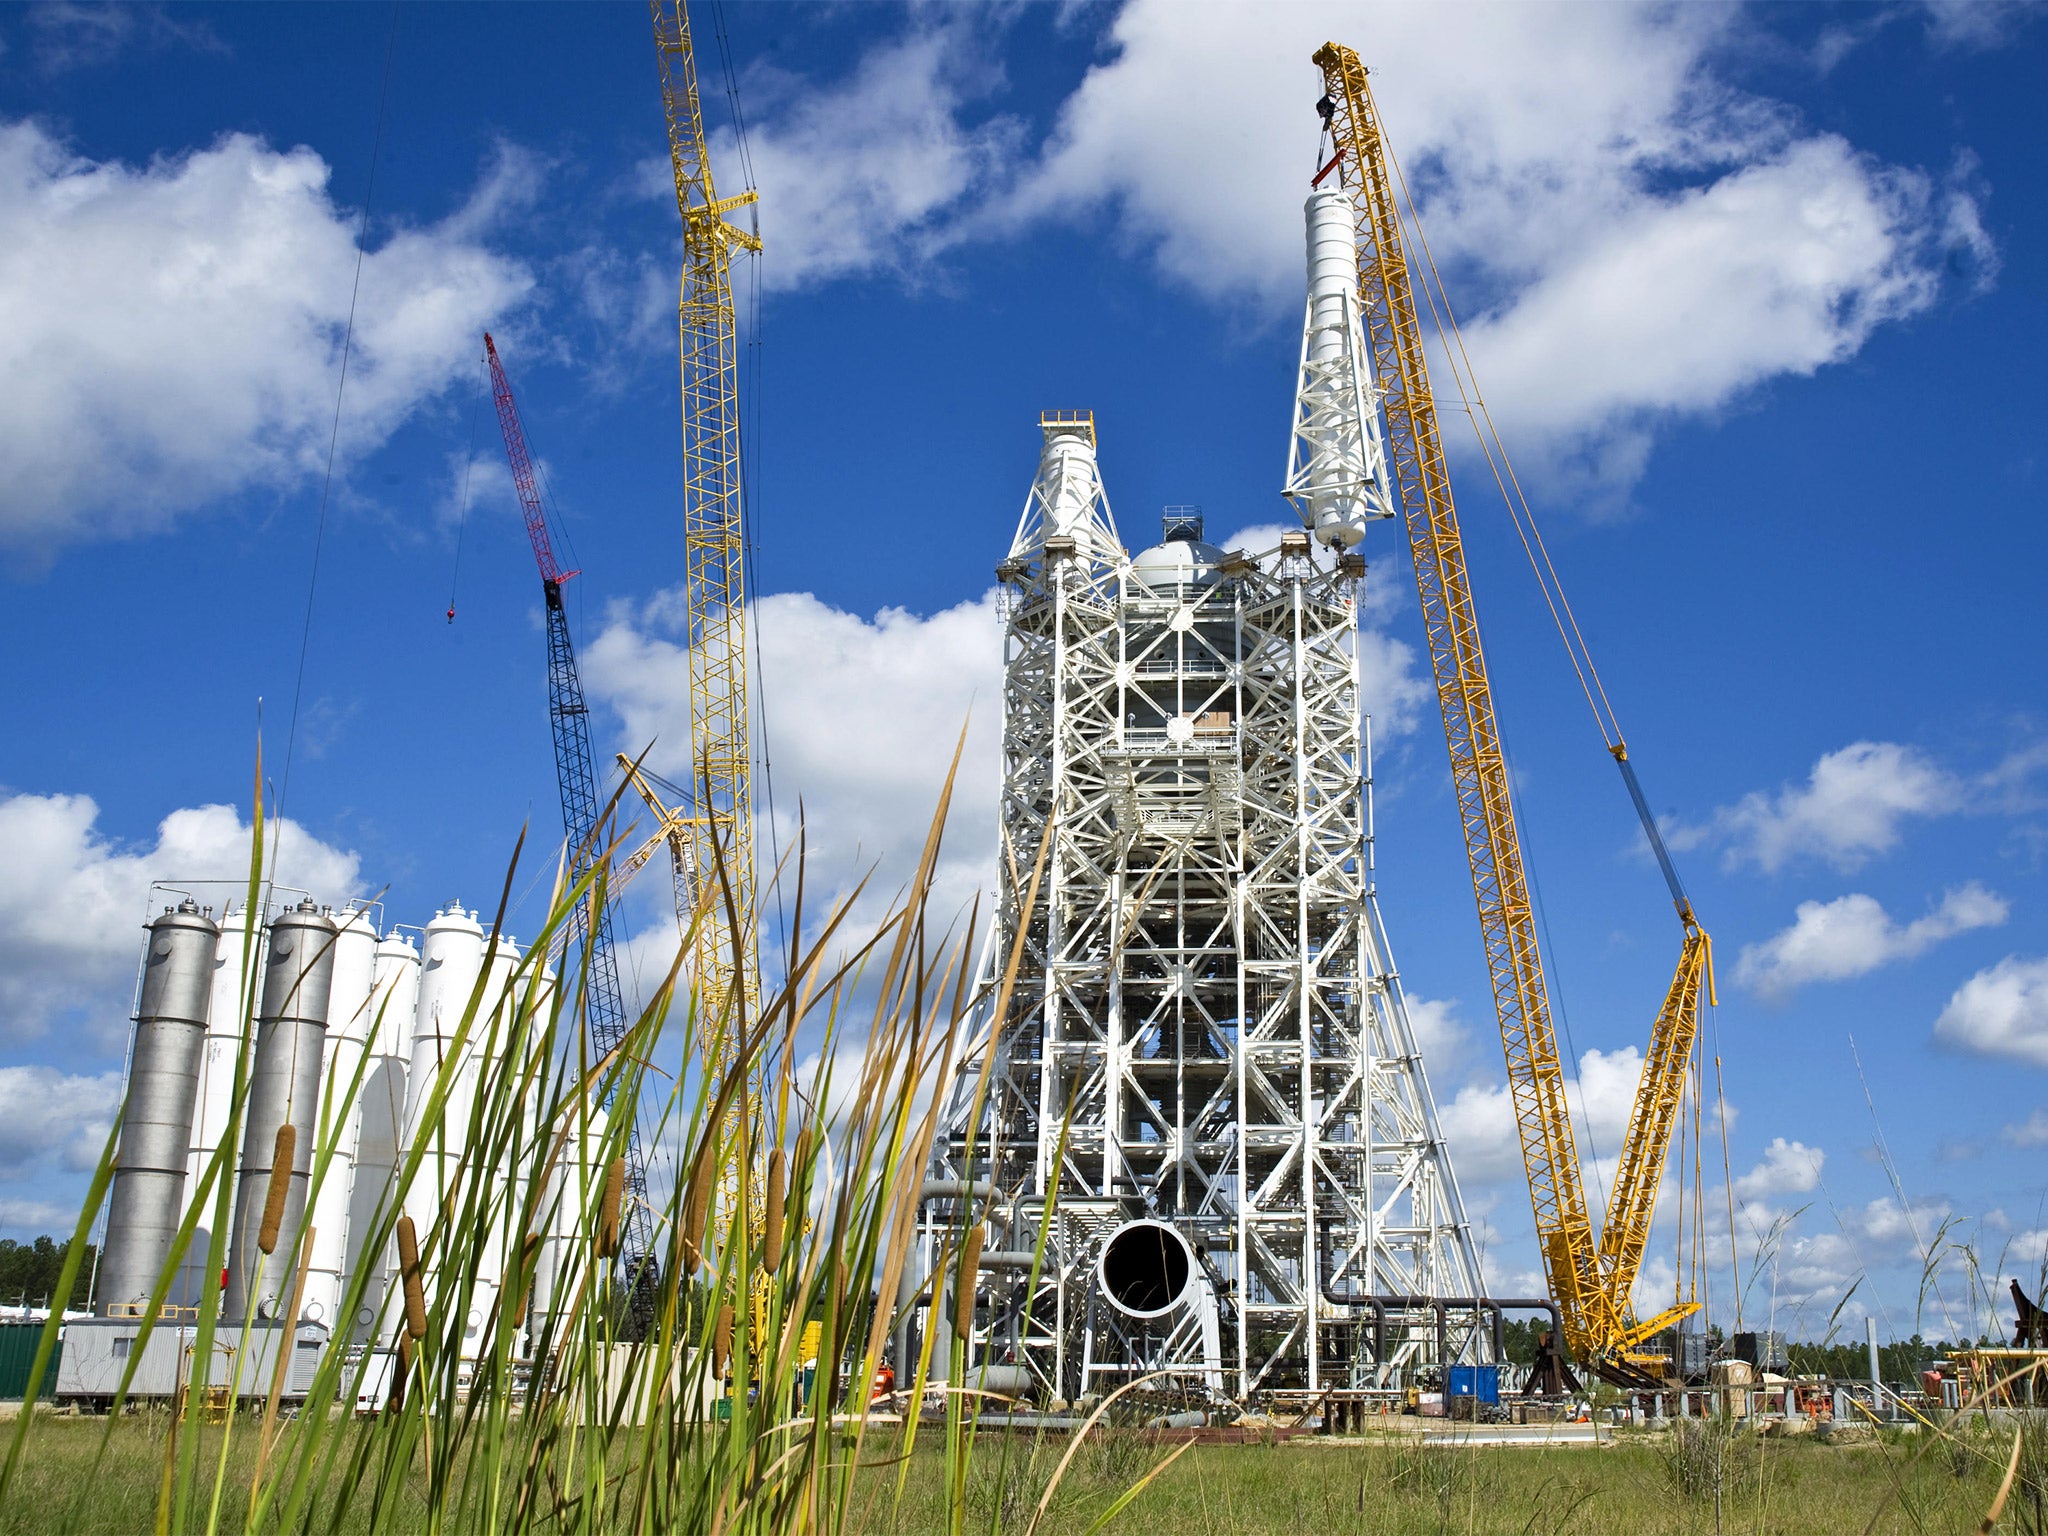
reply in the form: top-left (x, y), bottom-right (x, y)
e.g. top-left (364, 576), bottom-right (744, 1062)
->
top-left (178, 901), bottom-right (265, 1302)
top-left (1304, 188), bottom-right (1370, 550)
top-left (464, 933), bottom-right (524, 1351)
top-left (397, 902), bottom-right (487, 1342)
top-left (1034, 420), bottom-right (1102, 549)
top-left (527, 1100), bottom-right (606, 1353)
top-left (348, 930), bottom-right (417, 1342)
top-left (224, 900), bottom-right (336, 1323)
top-left (100, 899), bottom-right (217, 1315)
top-left (300, 906), bottom-right (377, 1330)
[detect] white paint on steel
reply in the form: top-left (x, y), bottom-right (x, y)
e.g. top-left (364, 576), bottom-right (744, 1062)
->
top-left (301, 906), bottom-right (376, 1328)
top-left (928, 406), bottom-right (1480, 1402)
top-left (1284, 190), bottom-right (1393, 549)
top-left (179, 902), bottom-right (264, 1301)
top-left (396, 901), bottom-right (486, 1334)
top-left (348, 929), bottom-right (418, 1341)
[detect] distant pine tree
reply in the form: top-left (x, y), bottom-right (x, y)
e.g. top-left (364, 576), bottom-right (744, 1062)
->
top-left (0, 1235), bottom-right (96, 1309)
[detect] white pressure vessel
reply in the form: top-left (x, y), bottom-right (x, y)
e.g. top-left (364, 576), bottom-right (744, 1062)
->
top-left (463, 934), bottom-right (526, 1351)
top-left (348, 930), bottom-right (417, 1341)
top-left (177, 900), bottom-right (265, 1302)
top-left (397, 902), bottom-right (487, 1337)
top-left (301, 906), bottom-right (377, 1329)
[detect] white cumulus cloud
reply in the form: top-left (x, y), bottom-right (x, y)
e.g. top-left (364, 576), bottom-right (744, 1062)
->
top-left (983, 0), bottom-right (1989, 498)
top-left (0, 120), bottom-right (533, 562)
top-left (1935, 955), bottom-right (2048, 1068)
top-left (1691, 740), bottom-right (1962, 873)
top-left (2001, 1109), bottom-right (2048, 1148)
top-left (585, 587), bottom-right (1004, 941)
top-left (1734, 1137), bottom-right (1825, 1201)
top-left (0, 792), bottom-right (361, 1047)
top-left (1435, 1044), bottom-right (1648, 1196)
top-left (709, 20), bottom-right (1019, 292)
top-left (0, 1066), bottom-right (121, 1179)
top-left (1735, 883), bottom-right (2008, 1000)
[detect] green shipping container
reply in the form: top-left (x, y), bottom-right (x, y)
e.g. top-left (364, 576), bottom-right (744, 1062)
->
top-left (0, 1322), bottom-right (61, 1400)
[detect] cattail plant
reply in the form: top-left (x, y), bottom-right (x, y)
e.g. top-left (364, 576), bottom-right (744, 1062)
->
top-left (763, 1146), bottom-right (787, 1275)
top-left (0, 733), bottom-right (1180, 1536)
top-left (256, 1124), bottom-right (295, 1254)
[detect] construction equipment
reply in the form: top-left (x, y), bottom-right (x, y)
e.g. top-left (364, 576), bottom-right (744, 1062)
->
top-left (1311, 43), bottom-right (1713, 1387)
top-left (650, 0), bottom-right (765, 1234)
top-left (483, 334), bottom-right (658, 1312)
top-left (614, 754), bottom-right (695, 934)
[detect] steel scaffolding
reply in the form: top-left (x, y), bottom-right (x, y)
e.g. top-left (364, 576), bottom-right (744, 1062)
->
top-left (925, 413), bottom-right (1484, 1403)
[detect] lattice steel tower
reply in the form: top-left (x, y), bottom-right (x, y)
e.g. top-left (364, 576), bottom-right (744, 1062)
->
top-left (925, 193), bottom-right (1482, 1403)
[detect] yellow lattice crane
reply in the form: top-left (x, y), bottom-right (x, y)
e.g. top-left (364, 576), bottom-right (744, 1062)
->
top-left (1313, 42), bottom-right (1714, 1387)
top-left (651, 0), bottom-right (763, 1234)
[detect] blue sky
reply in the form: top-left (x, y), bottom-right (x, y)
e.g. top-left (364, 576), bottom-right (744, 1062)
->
top-left (1, 0), bottom-right (2044, 1345)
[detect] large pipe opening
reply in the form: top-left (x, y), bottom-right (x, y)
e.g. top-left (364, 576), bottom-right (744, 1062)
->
top-left (1098, 1221), bottom-right (1193, 1319)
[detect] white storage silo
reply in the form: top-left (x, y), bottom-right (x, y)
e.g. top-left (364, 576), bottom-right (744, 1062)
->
top-left (527, 1100), bottom-right (606, 1353)
top-left (301, 905), bottom-right (376, 1331)
top-left (347, 929), bottom-right (417, 1342)
top-left (397, 902), bottom-right (486, 1341)
top-left (225, 900), bottom-right (336, 1323)
top-left (179, 901), bottom-right (264, 1301)
top-left (99, 899), bottom-right (218, 1315)
top-left (463, 933), bottom-right (523, 1351)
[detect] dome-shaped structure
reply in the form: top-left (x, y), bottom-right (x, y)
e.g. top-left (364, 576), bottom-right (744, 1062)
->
top-left (1129, 535), bottom-right (1228, 590)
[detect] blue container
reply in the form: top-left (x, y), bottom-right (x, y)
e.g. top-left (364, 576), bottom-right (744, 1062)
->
top-left (1446, 1365), bottom-right (1500, 1404)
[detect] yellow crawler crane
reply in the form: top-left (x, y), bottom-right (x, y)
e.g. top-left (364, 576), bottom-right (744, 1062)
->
top-left (651, 0), bottom-right (764, 1235)
top-left (1313, 41), bottom-right (1714, 1387)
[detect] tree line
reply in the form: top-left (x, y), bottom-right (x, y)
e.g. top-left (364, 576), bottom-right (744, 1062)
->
top-left (0, 1236), bottom-right (96, 1310)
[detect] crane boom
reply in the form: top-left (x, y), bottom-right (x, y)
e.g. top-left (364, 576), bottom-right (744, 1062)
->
top-left (483, 333), bottom-right (658, 1293)
top-left (1312, 44), bottom-right (1705, 1381)
top-left (650, 0), bottom-right (764, 1232)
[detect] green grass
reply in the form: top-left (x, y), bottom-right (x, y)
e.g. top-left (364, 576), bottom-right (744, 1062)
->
top-left (2, 747), bottom-right (2038, 1536)
top-left (0, 1416), bottom-right (2026, 1536)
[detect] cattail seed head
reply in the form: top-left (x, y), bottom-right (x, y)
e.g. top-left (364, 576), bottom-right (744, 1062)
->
top-left (793, 1127), bottom-right (812, 1179)
top-left (713, 1302), bottom-right (734, 1378)
top-left (763, 1148), bottom-right (787, 1274)
top-left (398, 1216), bottom-right (427, 1341)
top-left (680, 1148), bottom-right (711, 1276)
top-left (389, 1335), bottom-right (411, 1414)
top-left (596, 1157), bottom-right (625, 1259)
top-left (954, 1226), bottom-right (983, 1341)
top-left (256, 1124), bottom-right (295, 1254)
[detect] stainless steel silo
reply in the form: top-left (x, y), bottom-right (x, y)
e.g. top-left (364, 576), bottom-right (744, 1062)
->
top-left (224, 899), bottom-right (336, 1322)
top-left (98, 899), bottom-right (218, 1316)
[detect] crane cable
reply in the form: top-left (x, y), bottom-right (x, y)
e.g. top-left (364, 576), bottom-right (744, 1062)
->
top-left (276, 0), bottom-right (401, 873)
top-left (1375, 128), bottom-right (1623, 754)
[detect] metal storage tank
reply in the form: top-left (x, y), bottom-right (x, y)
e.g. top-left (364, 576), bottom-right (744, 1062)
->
top-left (98, 899), bottom-right (218, 1316)
top-left (347, 929), bottom-right (417, 1342)
top-left (301, 905), bottom-right (377, 1331)
top-left (464, 934), bottom-right (523, 1350)
top-left (179, 901), bottom-right (264, 1300)
top-left (527, 1101), bottom-right (606, 1353)
top-left (224, 900), bottom-right (336, 1322)
top-left (396, 902), bottom-right (486, 1340)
